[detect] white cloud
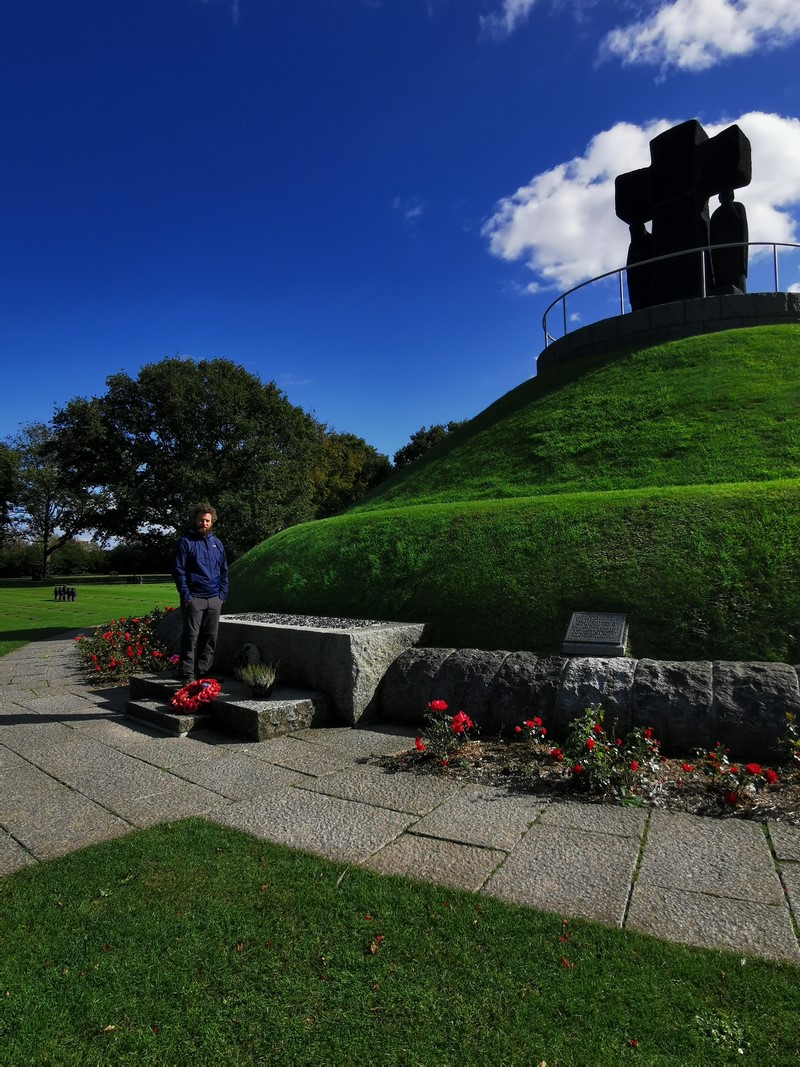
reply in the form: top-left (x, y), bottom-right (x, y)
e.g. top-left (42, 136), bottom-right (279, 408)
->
top-left (600, 0), bottom-right (800, 72)
top-left (480, 0), bottom-right (538, 41)
top-left (393, 195), bottom-right (429, 228)
top-left (483, 112), bottom-right (800, 292)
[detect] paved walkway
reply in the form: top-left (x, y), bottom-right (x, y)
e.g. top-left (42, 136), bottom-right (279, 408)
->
top-left (2, 634), bottom-right (800, 964)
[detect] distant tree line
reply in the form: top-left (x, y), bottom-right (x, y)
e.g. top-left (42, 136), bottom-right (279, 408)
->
top-left (2, 356), bottom-right (467, 577)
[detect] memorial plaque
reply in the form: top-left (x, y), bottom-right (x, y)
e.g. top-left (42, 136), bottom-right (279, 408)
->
top-left (562, 612), bottom-right (628, 657)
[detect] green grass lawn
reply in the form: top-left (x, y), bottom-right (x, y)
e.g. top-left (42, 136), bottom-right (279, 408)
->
top-left (1, 819), bottom-right (798, 1065)
top-left (0, 582), bottom-right (178, 657)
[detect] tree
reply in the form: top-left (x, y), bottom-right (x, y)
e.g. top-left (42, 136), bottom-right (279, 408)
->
top-left (392, 421), bottom-right (467, 470)
top-left (0, 442), bottom-right (18, 544)
top-left (8, 423), bottom-right (97, 577)
top-left (309, 430), bottom-right (392, 518)
top-left (51, 357), bottom-right (324, 558)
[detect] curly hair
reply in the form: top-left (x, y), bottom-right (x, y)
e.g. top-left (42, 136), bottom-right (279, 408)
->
top-left (189, 502), bottom-right (217, 524)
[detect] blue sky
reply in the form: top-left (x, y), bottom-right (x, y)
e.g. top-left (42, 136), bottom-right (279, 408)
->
top-left (3, 0), bottom-right (800, 460)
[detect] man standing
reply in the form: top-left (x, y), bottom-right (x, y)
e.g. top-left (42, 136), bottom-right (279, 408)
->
top-left (172, 503), bottom-right (228, 682)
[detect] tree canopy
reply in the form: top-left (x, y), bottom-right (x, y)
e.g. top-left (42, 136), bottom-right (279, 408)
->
top-left (392, 421), bottom-right (467, 470)
top-left (309, 430), bottom-right (392, 518)
top-left (51, 357), bottom-right (390, 558)
top-left (0, 442), bottom-right (17, 545)
top-left (8, 423), bottom-right (98, 576)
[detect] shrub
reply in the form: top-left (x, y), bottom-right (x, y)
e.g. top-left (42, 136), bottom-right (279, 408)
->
top-left (74, 606), bottom-right (175, 682)
top-left (233, 661), bottom-right (279, 690)
top-left (562, 706), bottom-right (662, 799)
top-left (413, 699), bottom-right (477, 765)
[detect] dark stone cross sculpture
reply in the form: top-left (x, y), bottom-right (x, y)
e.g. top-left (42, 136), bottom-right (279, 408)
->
top-left (615, 120), bottom-right (752, 309)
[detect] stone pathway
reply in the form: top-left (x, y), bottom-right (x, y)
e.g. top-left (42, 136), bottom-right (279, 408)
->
top-left (2, 634), bottom-right (799, 963)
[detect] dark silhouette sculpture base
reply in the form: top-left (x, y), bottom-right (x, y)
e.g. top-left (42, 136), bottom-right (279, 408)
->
top-left (615, 120), bottom-right (751, 310)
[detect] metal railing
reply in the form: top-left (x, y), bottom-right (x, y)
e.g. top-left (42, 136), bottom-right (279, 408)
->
top-left (542, 241), bottom-right (800, 348)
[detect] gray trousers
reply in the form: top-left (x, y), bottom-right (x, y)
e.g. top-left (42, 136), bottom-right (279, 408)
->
top-left (179, 596), bottom-right (222, 678)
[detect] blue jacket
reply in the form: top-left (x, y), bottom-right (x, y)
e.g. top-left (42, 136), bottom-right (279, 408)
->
top-left (172, 530), bottom-right (229, 603)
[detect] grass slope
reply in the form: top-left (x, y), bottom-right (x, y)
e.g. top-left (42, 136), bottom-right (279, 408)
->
top-left (354, 326), bottom-right (800, 510)
top-left (228, 326), bottom-right (800, 660)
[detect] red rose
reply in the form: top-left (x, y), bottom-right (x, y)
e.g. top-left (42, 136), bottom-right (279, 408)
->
top-left (744, 763), bottom-right (762, 776)
top-left (723, 789), bottom-right (738, 805)
top-left (414, 737), bottom-right (425, 752)
top-left (428, 699), bottom-right (448, 712)
top-left (586, 737), bottom-right (595, 750)
top-left (765, 768), bottom-right (778, 784)
top-left (629, 760), bottom-right (639, 772)
top-left (514, 725), bottom-right (522, 734)
top-left (572, 764), bottom-right (584, 775)
top-left (681, 762), bottom-right (694, 773)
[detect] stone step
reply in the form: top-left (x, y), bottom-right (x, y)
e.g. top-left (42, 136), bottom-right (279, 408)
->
top-left (126, 673), bottom-right (333, 741)
top-left (127, 698), bottom-right (210, 736)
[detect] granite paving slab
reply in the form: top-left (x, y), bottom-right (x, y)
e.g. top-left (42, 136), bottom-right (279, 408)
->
top-left (242, 735), bottom-right (356, 775)
top-left (1, 764), bottom-right (130, 860)
top-left (0, 719), bottom-right (85, 759)
top-left (75, 687), bottom-right (130, 712)
top-left (0, 687), bottom-right (51, 703)
top-left (21, 754), bottom-right (225, 826)
top-left (637, 811), bottom-right (783, 904)
top-left (0, 829), bottom-right (37, 877)
top-left (0, 724), bottom-right (226, 827)
top-left (8, 692), bottom-right (104, 715)
top-left (66, 717), bottom-right (232, 764)
top-left (298, 764), bottom-right (463, 815)
top-left (769, 822), bottom-right (800, 862)
top-left (169, 753), bottom-right (307, 800)
top-left (120, 784), bottom-right (231, 828)
top-left (538, 800), bottom-right (647, 838)
top-left (482, 824), bottom-right (641, 926)
top-left (1, 662), bottom-right (57, 678)
top-left (292, 724), bottom-right (417, 757)
top-left (211, 788), bottom-right (413, 864)
top-left (364, 834), bottom-right (506, 891)
top-left (410, 786), bottom-right (545, 850)
top-left (0, 743), bottom-right (30, 771)
top-left (778, 862), bottom-right (800, 921)
top-left (626, 884), bottom-right (800, 962)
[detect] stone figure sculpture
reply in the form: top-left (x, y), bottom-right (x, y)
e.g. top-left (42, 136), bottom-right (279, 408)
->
top-left (615, 120), bottom-right (752, 308)
top-left (626, 221), bottom-right (654, 312)
top-left (710, 188), bottom-right (749, 292)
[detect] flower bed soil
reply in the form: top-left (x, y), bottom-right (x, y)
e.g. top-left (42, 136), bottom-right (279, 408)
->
top-left (375, 739), bottom-right (800, 825)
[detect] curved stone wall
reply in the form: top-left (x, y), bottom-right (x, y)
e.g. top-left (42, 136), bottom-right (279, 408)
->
top-left (378, 648), bottom-right (800, 760)
top-left (537, 292), bottom-right (800, 374)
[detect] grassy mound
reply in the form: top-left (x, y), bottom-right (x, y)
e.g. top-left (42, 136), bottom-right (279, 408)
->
top-left (228, 326), bottom-right (800, 661)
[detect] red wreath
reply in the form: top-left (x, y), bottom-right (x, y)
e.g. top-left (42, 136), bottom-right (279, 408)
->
top-left (171, 677), bottom-right (221, 713)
